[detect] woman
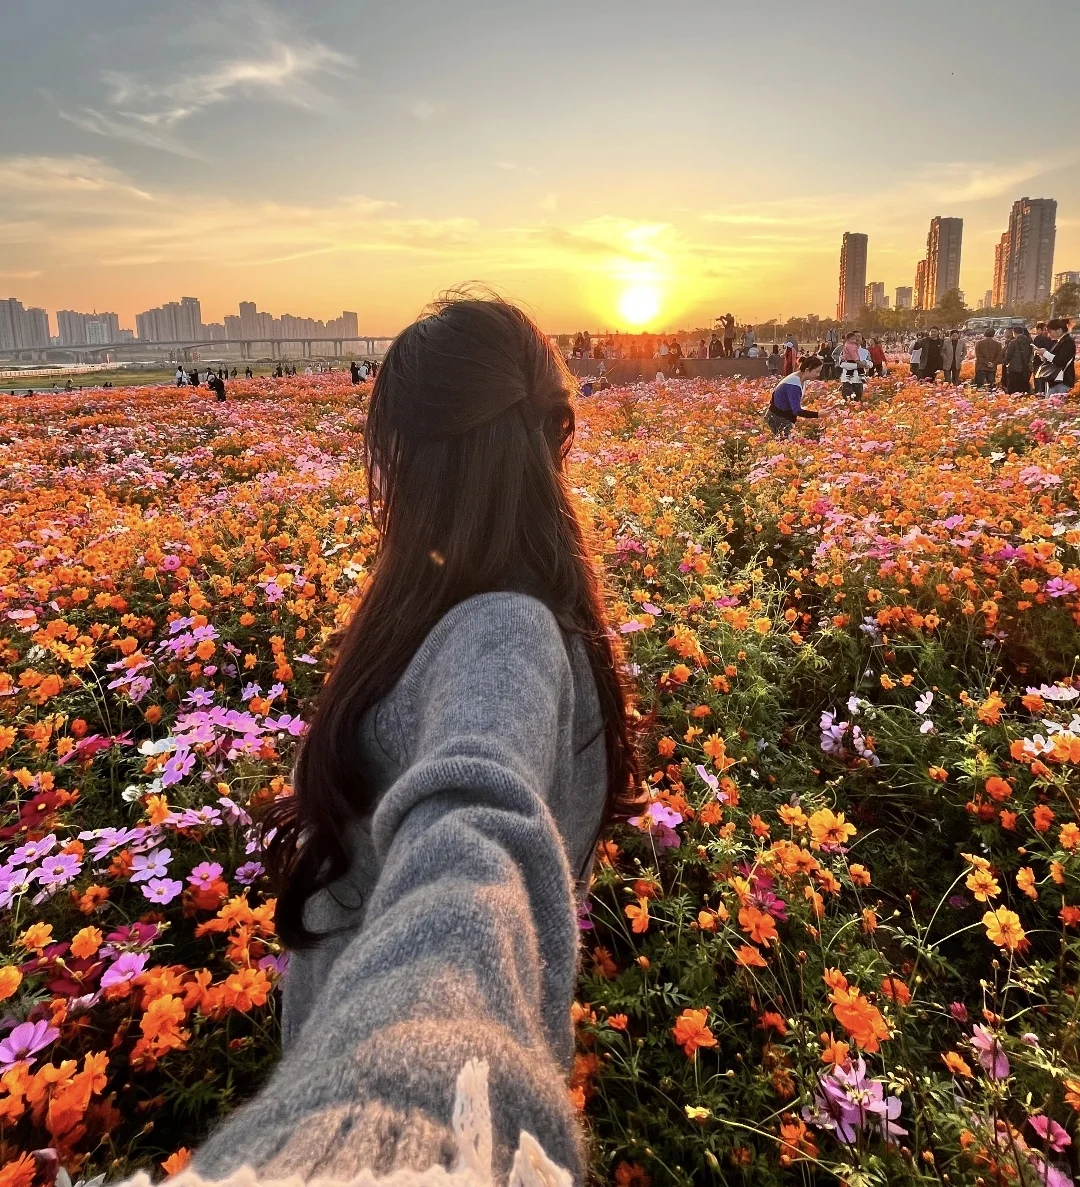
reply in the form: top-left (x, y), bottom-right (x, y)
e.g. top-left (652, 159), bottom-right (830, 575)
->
top-left (765, 354), bottom-right (823, 435)
top-left (941, 329), bottom-right (966, 385)
top-left (868, 338), bottom-right (887, 378)
top-left (1035, 318), bottom-right (1076, 395)
top-left (909, 333), bottom-right (926, 378)
top-left (189, 296), bottom-right (640, 1184)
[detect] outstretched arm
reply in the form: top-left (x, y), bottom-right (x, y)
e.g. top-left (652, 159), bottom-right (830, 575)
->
top-left (193, 597), bottom-right (585, 1184)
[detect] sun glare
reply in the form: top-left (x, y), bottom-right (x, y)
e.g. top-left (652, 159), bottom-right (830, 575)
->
top-left (618, 283), bottom-right (661, 327)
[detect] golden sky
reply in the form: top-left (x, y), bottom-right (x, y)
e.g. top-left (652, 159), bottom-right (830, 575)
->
top-left (2, 0), bottom-right (1078, 334)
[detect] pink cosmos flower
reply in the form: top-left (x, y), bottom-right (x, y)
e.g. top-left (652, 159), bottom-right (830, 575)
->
top-left (1029, 1115), bottom-right (1071, 1152)
top-left (971, 1024), bottom-right (1009, 1079)
top-left (0, 1020), bottom-right (59, 1071)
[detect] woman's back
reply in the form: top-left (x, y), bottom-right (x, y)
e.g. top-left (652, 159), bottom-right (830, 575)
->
top-left (281, 590), bottom-right (606, 1048)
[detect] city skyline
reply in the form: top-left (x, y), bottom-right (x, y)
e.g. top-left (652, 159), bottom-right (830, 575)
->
top-left (2, 0), bottom-right (1079, 332)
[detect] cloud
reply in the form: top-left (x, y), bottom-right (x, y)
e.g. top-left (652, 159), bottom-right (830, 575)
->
top-left (61, 1), bottom-right (351, 155)
top-left (58, 108), bottom-right (202, 159)
top-left (0, 155), bottom-right (154, 200)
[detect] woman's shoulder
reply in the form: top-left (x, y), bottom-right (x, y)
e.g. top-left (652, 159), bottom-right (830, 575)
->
top-left (396, 592), bottom-right (572, 700)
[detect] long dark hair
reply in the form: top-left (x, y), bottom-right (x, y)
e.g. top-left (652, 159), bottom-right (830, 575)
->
top-left (265, 293), bottom-right (640, 947)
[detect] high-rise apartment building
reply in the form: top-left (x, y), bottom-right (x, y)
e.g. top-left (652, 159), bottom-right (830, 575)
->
top-left (1053, 271), bottom-right (1080, 293)
top-left (136, 298), bottom-right (203, 342)
top-left (837, 232), bottom-right (868, 320)
top-left (0, 298), bottom-right (50, 350)
top-left (992, 233), bottom-right (1010, 308)
top-left (981, 290), bottom-right (993, 310)
top-left (894, 287), bottom-right (913, 310)
top-left (914, 260), bottom-right (927, 310)
top-left (57, 310), bottom-right (122, 346)
top-left (238, 301), bottom-right (259, 339)
top-left (924, 216), bottom-right (963, 309)
top-left (864, 281), bottom-right (886, 309)
top-left (1000, 198), bottom-right (1057, 306)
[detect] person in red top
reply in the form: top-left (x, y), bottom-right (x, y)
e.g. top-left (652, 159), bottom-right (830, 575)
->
top-left (868, 338), bottom-right (887, 378)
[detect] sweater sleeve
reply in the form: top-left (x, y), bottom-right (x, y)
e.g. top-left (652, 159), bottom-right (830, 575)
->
top-left (193, 594), bottom-right (585, 1184)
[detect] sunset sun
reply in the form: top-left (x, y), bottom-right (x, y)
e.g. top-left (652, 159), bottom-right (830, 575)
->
top-left (618, 283), bottom-right (661, 327)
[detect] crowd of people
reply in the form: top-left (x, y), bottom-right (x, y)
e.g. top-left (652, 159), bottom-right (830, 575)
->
top-left (763, 317), bottom-right (1077, 437)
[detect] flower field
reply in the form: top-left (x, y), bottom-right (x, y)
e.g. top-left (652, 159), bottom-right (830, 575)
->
top-left (2, 372), bottom-right (1080, 1187)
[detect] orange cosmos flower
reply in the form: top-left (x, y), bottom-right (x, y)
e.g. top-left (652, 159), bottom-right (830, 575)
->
top-left (1059, 822), bottom-right (1080, 851)
top-left (0, 1154), bottom-right (35, 1187)
top-left (69, 926), bottom-right (103, 960)
top-left (777, 804), bottom-right (808, 829)
top-left (819, 1034), bottom-right (850, 1066)
top-left (1032, 804), bottom-right (1055, 832)
top-left (778, 1115), bottom-right (818, 1161)
top-left (982, 907), bottom-right (1026, 951)
top-left (965, 869), bottom-right (1001, 902)
top-left (942, 1051), bottom-right (973, 1078)
top-left (221, 967), bottom-right (272, 1012)
top-left (1015, 867), bottom-right (1038, 900)
top-left (831, 990), bottom-right (890, 1052)
top-left (625, 896), bottom-right (650, 934)
top-left (672, 1008), bottom-right (717, 1057)
top-left (977, 692), bottom-right (1005, 725)
top-left (738, 905), bottom-right (778, 946)
top-left (17, 923), bottom-right (53, 953)
top-left (984, 776), bottom-right (1012, 802)
top-left (879, 975), bottom-right (911, 1005)
top-left (0, 967), bottom-right (22, 1002)
top-left (734, 944), bottom-right (767, 968)
top-left (161, 1149), bottom-right (192, 1177)
top-left (808, 808), bottom-right (856, 846)
top-left (1061, 905), bottom-right (1080, 928)
top-left (848, 863), bottom-right (872, 887)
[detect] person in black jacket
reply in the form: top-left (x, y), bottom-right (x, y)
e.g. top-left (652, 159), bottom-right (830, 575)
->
top-left (1035, 319), bottom-right (1076, 396)
top-left (1002, 327), bottom-right (1033, 394)
top-left (921, 327), bottom-right (944, 381)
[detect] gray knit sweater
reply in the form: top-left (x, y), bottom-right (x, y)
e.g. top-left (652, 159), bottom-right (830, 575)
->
top-left (193, 592), bottom-right (607, 1184)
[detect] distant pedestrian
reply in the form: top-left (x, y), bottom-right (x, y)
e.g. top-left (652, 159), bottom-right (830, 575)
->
top-left (1035, 318), bottom-right (1076, 395)
top-left (782, 338), bottom-right (798, 376)
top-left (868, 338), bottom-right (887, 377)
top-left (974, 328), bottom-right (1003, 388)
top-left (921, 328), bottom-right (944, 382)
top-left (723, 313), bottom-right (735, 357)
top-left (1003, 327), bottom-right (1032, 393)
top-left (208, 371), bottom-right (227, 402)
top-left (1032, 322), bottom-right (1054, 393)
top-left (765, 355), bottom-right (823, 435)
top-left (175, 366), bottom-right (184, 387)
top-left (910, 333), bottom-right (926, 377)
top-left (942, 330), bottom-right (966, 385)
top-left (245, 366), bottom-right (253, 379)
top-left (742, 324), bottom-right (756, 355)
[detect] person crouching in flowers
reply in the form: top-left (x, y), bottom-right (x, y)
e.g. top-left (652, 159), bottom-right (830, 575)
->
top-left (765, 354), bottom-right (823, 436)
top-left (179, 293), bottom-right (643, 1186)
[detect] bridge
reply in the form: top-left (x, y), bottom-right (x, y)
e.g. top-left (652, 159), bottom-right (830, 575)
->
top-left (0, 335), bottom-right (396, 365)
